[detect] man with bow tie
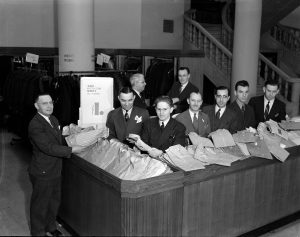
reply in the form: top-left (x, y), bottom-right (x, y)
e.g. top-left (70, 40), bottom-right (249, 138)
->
top-left (106, 87), bottom-right (149, 143)
top-left (228, 80), bottom-right (256, 131)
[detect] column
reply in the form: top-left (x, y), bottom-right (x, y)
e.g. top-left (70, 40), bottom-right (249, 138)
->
top-left (58, 0), bottom-right (95, 72)
top-left (231, 0), bottom-right (262, 99)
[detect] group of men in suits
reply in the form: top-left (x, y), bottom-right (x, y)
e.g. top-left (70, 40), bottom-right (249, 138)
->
top-left (106, 67), bottom-right (287, 146)
top-left (27, 66), bottom-right (286, 236)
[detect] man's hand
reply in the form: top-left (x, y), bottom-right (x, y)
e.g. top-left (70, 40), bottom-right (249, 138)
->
top-left (148, 148), bottom-right (163, 158)
top-left (172, 98), bottom-right (180, 104)
top-left (72, 146), bottom-right (85, 154)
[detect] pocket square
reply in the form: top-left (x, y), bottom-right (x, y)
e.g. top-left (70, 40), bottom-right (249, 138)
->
top-left (135, 115), bottom-right (142, 123)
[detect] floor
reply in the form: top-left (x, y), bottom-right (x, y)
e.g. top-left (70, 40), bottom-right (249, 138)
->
top-left (0, 128), bottom-right (300, 236)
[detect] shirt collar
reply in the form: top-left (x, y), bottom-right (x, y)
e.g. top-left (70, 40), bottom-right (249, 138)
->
top-left (38, 112), bottom-right (52, 125)
top-left (133, 89), bottom-right (141, 97)
top-left (264, 97), bottom-right (275, 107)
top-left (189, 109), bottom-right (199, 119)
top-left (159, 117), bottom-right (170, 127)
top-left (122, 108), bottom-right (133, 116)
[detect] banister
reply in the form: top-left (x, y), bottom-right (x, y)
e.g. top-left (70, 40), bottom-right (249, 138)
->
top-left (184, 15), bottom-right (233, 58)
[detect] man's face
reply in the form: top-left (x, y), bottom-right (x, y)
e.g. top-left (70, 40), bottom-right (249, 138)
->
top-left (135, 76), bottom-right (146, 92)
top-left (118, 92), bottom-right (135, 111)
top-left (215, 89), bottom-right (230, 108)
top-left (263, 84), bottom-right (279, 101)
top-left (188, 93), bottom-right (202, 112)
top-left (34, 95), bottom-right (53, 117)
top-left (178, 69), bottom-right (190, 85)
top-left (235, 85), bottom-right (249, 104)
top-left (156, 101), bottom-right (173, 122)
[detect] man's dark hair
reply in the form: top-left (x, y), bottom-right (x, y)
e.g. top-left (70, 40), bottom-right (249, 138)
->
top-left (118, 86), bottom-right (134, 95)
top-left (34, 92), bottom-right (52, 103)
top-left (178, 66), bottom-right (190, 74)
top-left (235, 80), bottom-right (249, 91)
top-left (154, 95), bottom-right (173, 108)
top-left (214, 86), bottom-right (230, 95)
top-left (264, 79), bottom-right (280, 88)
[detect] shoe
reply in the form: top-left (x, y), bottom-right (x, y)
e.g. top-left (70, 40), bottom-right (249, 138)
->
top-left (47, 229), bottom-right (63, 236)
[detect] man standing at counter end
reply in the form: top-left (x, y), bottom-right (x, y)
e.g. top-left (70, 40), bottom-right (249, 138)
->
top-left (28, 93), bottom-right (82, 236)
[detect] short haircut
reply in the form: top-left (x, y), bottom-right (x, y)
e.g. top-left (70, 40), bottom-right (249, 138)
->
top-left (178, 66), bottom-right (190, 74)
top-left (154, 96), bottom-right (173, 108)
top-left (235, 80), bottom-right (249, 90)
top-left (34, 92), bottom-right (52, 103)
top-left (264, 79), bottom-right (280, 88)
top-left (129, 73), bottom-right (144, 86)
top-left (214, 86), bottom-right (230, 95)
top-left (189, 91), bottom-right (202, 99)
top-left (118, 86), bottom-right (134, 95)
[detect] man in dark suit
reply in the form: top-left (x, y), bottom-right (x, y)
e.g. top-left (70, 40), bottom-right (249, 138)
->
top-left (106, 87), bottom-right (149, 143)
top-left (248, 79), bottom-right (286, 126)
top-left (167, 67), bottom-right (199, 114)
top-left (203, 86), bottom-right (240, 134)
top-left (228, 80), bottom-right (256, 130)
top-left (28, 93), bottom-right (82, 236)
top-left (176, 91), bottom-right (210, 137)
top-left (141, 96), bottom-right (186, 156)
top-left (130, 73), bottom-right (148, 109)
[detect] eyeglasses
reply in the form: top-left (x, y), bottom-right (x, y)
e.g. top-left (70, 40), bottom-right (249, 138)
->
top-left (215, 95), bottom-right (228, 99)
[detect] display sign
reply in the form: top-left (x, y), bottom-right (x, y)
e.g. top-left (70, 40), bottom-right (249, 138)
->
top-left (96, 53), bottom-right (111, 66)
top-left (79, 77), bottom-right (113, 128)
top-left (25, 53), bottom-right (39, 64)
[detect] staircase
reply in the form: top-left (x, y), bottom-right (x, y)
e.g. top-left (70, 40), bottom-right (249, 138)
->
top-left (183, 8), bottom-right (300, 116)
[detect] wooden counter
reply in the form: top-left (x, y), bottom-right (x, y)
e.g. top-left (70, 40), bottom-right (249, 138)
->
top-left (59, 146), bottom-right (300, 236)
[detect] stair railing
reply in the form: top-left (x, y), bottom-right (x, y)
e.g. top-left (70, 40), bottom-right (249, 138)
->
top-left (184, 9), bottom-right (300, 115)
top-left (184, 10), bottom-right (233, 81)
top-left (270, 24), bottom-right (300, 51)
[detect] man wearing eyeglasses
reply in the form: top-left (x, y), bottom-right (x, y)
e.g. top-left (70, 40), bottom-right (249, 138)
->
top-left (202, 86), bottom-right (240, 134)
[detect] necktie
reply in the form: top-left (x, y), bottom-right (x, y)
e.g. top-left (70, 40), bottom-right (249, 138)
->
top-left (125, 110), bottom-right (129, 122)
top-left (160, 122), bottom-right (164, 131)
top-left (179, 85), bottom-right (183, 94)
top-left (193, 113), bottom-right (198, 131)
top-left (216, 109), bottom-right (221, 120)
top-left (264, 101), bottom-right (270, 120)
top-left (241, 105), bottom-right (245, 113)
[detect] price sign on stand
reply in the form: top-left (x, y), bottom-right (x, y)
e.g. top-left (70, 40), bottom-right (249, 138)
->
top-left (25, 53), bottom-right (39, 64)
top-left (79, 77), bottom-right (114, 129)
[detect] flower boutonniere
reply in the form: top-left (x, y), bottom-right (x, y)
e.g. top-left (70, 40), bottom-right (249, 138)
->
top-left (135, 115), bottom-right (142, 123)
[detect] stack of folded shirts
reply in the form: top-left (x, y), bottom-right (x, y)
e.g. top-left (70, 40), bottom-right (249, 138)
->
top-left (194, 146), bottom-right (240, 166)
top-left (209, 129), bottom-right (235, 148)
top-left (188, 132), bottom-right (214, 147)
top-left (246, 136), bottom-right (273, 160)
top-left (164, 145), bottom-right (206, 171)
top-left (279, 121), bottom-right (300, 131)
top-left (65, 127), bottom-right (109, 147)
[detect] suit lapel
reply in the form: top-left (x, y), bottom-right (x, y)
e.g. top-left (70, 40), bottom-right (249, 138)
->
top-left (36, 114), bottom-right (61, 143)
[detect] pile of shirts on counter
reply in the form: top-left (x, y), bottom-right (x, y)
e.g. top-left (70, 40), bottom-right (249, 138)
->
top-left (64, 125), bottom-right (172, 180)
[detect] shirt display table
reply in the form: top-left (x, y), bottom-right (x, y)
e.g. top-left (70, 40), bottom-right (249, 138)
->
top-left (59, 146), bottom-right (300, 236)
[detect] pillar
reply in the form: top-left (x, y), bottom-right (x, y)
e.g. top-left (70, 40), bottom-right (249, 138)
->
top-left (58, 0), bottom-right (95, 72)
top-left (231, 0), bottom-right (262, 100)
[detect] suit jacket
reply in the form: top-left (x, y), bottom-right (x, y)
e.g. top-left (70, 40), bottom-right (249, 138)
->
top-left (202, 105), bottom-right (240, 134)
top-left (28, 113), bottom-right (72, 180)
top-left (133, 90), bottom-right (147, 109)
top-left (175, 110), bottom-right (211, 137)
top-left (141, 117), bottom-right (186, 151)
top-left (248, 95), bottom-right (286, 126)
top-left (167, 81), bottom-right (199, 113)
top-left (228, 100), bottom-right (256, 131)
top-left (106, 106), bottom-right (149, 142)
